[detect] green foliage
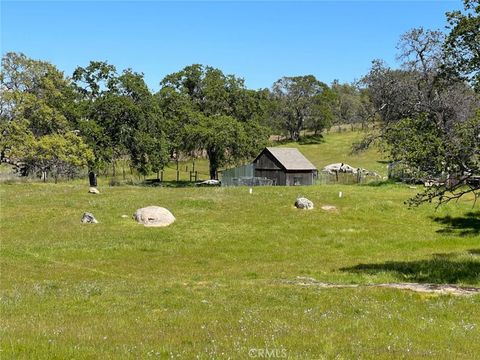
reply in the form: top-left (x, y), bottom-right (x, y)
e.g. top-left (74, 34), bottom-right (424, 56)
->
top-left (445, 0), bottom-right (480, 91)
top-left (308, 85), bottom-right (337, 134)
top-left (159, 64), bottom-right (269, 178)
top-left (271, 75), bottom-right (333, 140)
top-left (1, 52), bottom-right (94, 178)
top-left (360, 8), bottom-right (480, 204)
top-left (331, 81), bottom-right (373, 128)
top-left (73, 62), bottom-right (169, 175)
top-left (184, 114), bottom-right (266, 178)
top-left (29, 132), bottom-right (94, 181)
top-left (72, 61), bottom-right (118, 99)
top-left (385, 115), bottom-right (446, 178)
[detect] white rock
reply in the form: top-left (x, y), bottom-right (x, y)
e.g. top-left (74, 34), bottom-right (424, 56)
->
top-left (322, 163), bottom-right (357, 174)
top-left (81, 212), bottom-right (98, 224)
top-left (196, 179), bottom-right (220, 186)
top-left (88, 187), bottom-right (100, 194)
top-left (295, 197), bottom-right (314, 210)
top-left (133, 206), bottom-right (176, 227)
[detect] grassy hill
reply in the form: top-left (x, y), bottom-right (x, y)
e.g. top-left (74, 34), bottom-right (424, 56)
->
top-left (282, 131), bottom-right (387, 175)
top-left (1, 131), bottom-right (479, 359)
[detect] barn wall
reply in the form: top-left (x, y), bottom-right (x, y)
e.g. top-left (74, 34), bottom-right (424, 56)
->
top-left (285, 171), bottom-right (315, 186)
top-left (254, 169), bottom-right (286, 185)
top-left (254, 170), bottom-right (315, 186)
top-left (253, 149), bottom-right (316, 186)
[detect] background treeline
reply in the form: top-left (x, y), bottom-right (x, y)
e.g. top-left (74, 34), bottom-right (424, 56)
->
top-left (0, 0), bottom-right (478, 205)
top-left (0, 54), bottom-right (369, 181)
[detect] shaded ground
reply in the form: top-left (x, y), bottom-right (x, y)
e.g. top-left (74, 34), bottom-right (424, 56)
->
top-left (433, 211), bottom-right (480, 236)
top-left (341, 257), bottom-right (480, 284)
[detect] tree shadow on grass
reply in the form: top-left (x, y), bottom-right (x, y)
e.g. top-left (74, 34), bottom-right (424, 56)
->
top-left (142, 179), bottom-right (198, 188)
top-left (298, 134), bottom-right (324, 145)
top-left (362, 180), bottom-right (396, 187)
top-left (341, 257), bottom-right (480, 284)
top-left (469, 249), bottom-right (480, 256)
top-left (432, 211), bottom-right (480, 237)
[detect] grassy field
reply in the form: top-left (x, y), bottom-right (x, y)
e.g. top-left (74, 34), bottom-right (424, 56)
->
top-left (1, 131), bottom-right (479, 359)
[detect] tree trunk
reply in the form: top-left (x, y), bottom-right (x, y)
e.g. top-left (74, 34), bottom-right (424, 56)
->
top-left (207, 147), bottom-right (219, 179)
top-left (290, 130), bottom-right (300, 141)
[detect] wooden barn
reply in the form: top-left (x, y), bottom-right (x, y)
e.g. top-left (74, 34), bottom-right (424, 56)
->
top-left (253, 147), bottom-right (318, 186)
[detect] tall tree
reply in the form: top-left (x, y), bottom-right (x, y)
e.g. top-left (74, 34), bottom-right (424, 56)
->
top-left (360, 25), bottom-right (480, 205)
top-left (73, 63), bottom-right (169, 177)
top-left (184, 115), bottom-right (251, 179)
top-left (159, 64), bottom-right (268, 178)
top-left (1, 52), bottom-right (93, 178)
top-left (444, 0), bottom-right (480, 91)
top-left (271, 76), bottom-right (330, 140)
top-left (330, 81), bottom-right (372, 130)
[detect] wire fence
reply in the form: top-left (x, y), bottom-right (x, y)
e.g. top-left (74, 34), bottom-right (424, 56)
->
top-left (316, 171), bottom-right (382, 185)
top-left (227, 177), bottom-right (274, 187)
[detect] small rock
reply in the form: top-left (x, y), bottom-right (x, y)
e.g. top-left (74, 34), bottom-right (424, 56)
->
top-left (133, 206), bottom-right (176, 227)
top-left (121, 214), bottom-right (128, 218)
top-left (81, 212), bottom-right (98, 224)
top-left (88, 187), bottom-right (100, 194)
top-left (321, 205), bottom-right (337, 212)
top-left (295, 197), bottom-right (314, 210)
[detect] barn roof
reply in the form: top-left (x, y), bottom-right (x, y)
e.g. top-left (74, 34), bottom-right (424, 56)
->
top-left (257, 147), bottom-right (317, 171)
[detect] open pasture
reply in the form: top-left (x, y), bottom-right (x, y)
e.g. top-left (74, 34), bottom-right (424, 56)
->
top-left (1, 181), bottom-right (479, 359)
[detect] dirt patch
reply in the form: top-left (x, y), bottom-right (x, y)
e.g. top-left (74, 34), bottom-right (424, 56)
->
top-left (286, 276), bottom-right (480, 296)
top-left (321, 205), bottom-right (338, 212)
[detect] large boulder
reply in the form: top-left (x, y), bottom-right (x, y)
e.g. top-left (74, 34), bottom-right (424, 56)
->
top-left (81, 212), bottom-right (98, 224)
top-left (322, 163), bottom-right (357, 174)
top-left (133, 206), bottom-right (176, 227)
top-left (295, 197), bottom-right (314, 210)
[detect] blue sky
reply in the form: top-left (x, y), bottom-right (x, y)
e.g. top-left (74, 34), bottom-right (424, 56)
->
top-left (1, 1), bottom-right (461, 91)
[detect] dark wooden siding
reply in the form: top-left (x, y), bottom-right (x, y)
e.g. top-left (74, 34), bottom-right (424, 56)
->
top-left (285, 171), bottom-right (315, 186)
top-left (253, 152), bottom-right (282, 170)
top-left (254, 169), bottom-right (286, 185)
top-left (253, 149), bottom-right (316, 186)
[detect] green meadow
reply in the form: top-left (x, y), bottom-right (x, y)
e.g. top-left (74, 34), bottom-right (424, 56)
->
top-left (1, 132), bottom-right (479, 359)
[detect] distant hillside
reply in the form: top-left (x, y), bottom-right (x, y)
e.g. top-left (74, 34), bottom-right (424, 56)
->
top-left (274, 131), bottom-right (387, 176)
